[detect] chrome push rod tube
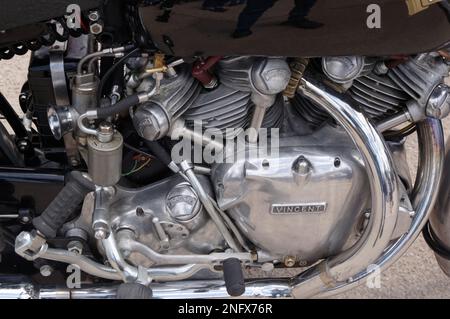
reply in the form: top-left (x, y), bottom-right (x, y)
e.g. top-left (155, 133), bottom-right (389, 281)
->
top-left (179, 161), bottom-right (241, 252)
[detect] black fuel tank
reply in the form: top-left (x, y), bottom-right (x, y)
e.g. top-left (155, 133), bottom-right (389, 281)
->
top-left (139, 0), bottom-right (450, 57)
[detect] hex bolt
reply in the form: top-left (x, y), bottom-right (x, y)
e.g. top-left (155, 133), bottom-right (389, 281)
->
top-left (90, 22), bottom-right (104, 35)
top-left (284, 256), bottom-right (297, 268)
top-left (97, 122), bottom-right (114, 143)
top-left (40, 265), bottom-right (54, 277)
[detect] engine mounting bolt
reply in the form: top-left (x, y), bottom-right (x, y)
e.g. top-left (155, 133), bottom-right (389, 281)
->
top-left (284, 256), bottom-right (297, 268)
top-left (40, 265), bottom-right (53, 277)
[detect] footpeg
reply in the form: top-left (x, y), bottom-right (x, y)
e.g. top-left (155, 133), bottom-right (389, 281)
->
top-left (223, 258), bottom-right (245, 297)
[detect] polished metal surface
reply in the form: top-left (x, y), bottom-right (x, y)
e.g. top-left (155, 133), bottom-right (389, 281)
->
top-left (376, 111), bottom-right (412, 133)
top-left (180, 161), bottom-right (242, 252)
top-left (184, 68), bottom-right (285, 134)
top-left (47, 106), bottom-right (76, 140)
top-left (117, 230), bottom-right (252, 266)
top-left (0, 278), bottom-right (291, 299)
top-left (14, 230), bottom-right (218, 283)
top-left (9, 87), bottom-right (443, 299)
top-left (184, 84), bottom-right (252, 132)
top-left (166, 182), bottom-right (201, 222)
top-left (316, 118), bottom-right (444, 297)
top-left (348, 53), bottom-right (449, 122)
top-left (132, 65), bottom-right (202, 141)
top-left (389, 53), bottom-right (449, 106)
top-left (322, 56), bottom-right (372, 84)
top-left (216, 56), bottom-right (290, 102)
top-left (291, 77), bottom-right (400, 297)
top-left (426, 83), bottom-right (450, 119)
top-left (430, 137), bottom-right (450, 276)
top-left (106, 174), bottom-right (228, 266)
top-left (212, 124), bottom-right (370, 262)
top-left (72, 73), bottom-right (99, 116)
top-left (87, 131), bottom-right (123, 187)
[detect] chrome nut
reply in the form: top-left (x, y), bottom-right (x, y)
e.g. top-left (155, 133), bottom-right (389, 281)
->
top-left (90, 22), bottom-right (104, 35)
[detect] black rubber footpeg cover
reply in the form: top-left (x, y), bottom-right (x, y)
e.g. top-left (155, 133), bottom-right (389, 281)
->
top-left (116, 283), bottom-right (153, 299)
top-left (223, 258), bottom-right (245, 297)
top-left (32, 171), bottom-right (95, 238)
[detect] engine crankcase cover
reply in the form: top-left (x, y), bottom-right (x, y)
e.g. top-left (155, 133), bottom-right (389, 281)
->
top-left (212, 126), bottom-right (370, 263)
top-left (107, 175), bottom-right (225, 267)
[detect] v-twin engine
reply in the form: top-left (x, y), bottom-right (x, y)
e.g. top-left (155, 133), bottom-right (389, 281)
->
top-left (8, 44), bottom-right (450, 299)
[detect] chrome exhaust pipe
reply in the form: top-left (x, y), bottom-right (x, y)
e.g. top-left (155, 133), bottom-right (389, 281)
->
top-left (0, 278), bottom-right (293, 299)
top-left (428, 139), bottom-right (450, 276)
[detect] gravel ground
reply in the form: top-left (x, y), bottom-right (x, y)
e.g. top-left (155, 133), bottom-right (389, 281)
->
top-left (1, 54), bottom-right (450, 298)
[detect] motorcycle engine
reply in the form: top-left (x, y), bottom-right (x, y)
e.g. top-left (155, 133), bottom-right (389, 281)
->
top-left (94, 54), bottom-right (446, 267)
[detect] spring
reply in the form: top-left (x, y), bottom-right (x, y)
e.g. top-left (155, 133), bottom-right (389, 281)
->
top-left (0, 19), bottom-right (84, 60)
top-left (283, 57), bottom-right (309, 98)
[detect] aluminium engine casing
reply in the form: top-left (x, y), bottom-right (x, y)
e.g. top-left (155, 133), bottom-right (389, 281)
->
top-left (211, 125), bottom-right (370, 263)
top-left (106, 175), bottom-right (226, 268)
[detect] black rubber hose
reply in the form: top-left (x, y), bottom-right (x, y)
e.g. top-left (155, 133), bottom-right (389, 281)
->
top-left (96, 93), bottom-right (141, 119)
top-left (144, 140), bottom-right (172, 166)
top-left (32, 171), bottom-right (95, 238)
top-left (97, 48), bottom-right (140, 104)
